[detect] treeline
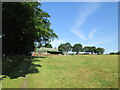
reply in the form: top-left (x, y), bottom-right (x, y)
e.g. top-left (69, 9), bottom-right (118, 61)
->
top-left (58, 43), bottom-right (105, 55)
top-left (109, 51), bottom-right (120, 55)
top-left (2, 2), bottom-right (58, 57)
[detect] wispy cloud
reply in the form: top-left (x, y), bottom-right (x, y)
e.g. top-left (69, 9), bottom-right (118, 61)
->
top-left (71, 28), bottom-right (87, 40)
top-left (84, 40), bottom-right (112, 46)
top-left (75, 3), bottom-right (101, 28)
top-left (50, 39), bottom-right (66, 48)
top-left (71, 3), bottom-right (101, 40)
top-left (89, 28), bottom-right (98, 39)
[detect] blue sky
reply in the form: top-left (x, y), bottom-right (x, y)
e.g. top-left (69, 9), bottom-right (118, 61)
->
top-left (41, 2), bottom-right (118, 54)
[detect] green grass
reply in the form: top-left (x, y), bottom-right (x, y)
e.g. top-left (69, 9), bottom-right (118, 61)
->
top-left (2, 55), bottom-right (118, 88)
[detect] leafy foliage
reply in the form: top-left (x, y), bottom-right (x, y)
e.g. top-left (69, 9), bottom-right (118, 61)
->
top-left (44, 43), bottom-right (52, 48)
top-left (72, 44), bottom-right (82, 55)
top-left (58, 42), bottom-right (72, 52)
top-left (89, 46), bottom-right (96, 54)
top-left (2, 2), bottom-right (58, 56)
top-left (82, 46), bottom-right (91, 53)
top-left (109, 51), bottom-right (120, 55)
top-left (116, 51), bottom-right (120, 55)
top-left (95, 48), bottom-right (105, 55)
top-left (83, 46), bottom-right (104, 55)
top-left (109, 52), bottom-right (116, 55)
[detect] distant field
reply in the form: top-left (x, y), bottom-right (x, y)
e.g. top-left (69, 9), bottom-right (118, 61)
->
top-left (2, 55), bottom-right (118, 88)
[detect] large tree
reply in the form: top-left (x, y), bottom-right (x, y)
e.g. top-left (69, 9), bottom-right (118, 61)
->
top-left (89, 46), bottom-right (96, 54)
top-left (83, 46), bottom-right (105, 55)
top-left (72, 44), bottom-right (82, 55)
top-left (96, 48), bottom-right (105, 55)
top-left (116, 51), bottom-right (120, 55)
top-left (64, 42), bottom-right (72, 52)
top-left (82, 46), bottom-right (90, 54)
top-left (2, 2), bottom-right (58, 56)
top-left (58, 44), bottom-right (65, 52)
top-left (58, 42), bottom-right (72, 52)
top-left (44, 43), bottom-right (52, 48)
top-left (109, 52), bottom-right (116, 55)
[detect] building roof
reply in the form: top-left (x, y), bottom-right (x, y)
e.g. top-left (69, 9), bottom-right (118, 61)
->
top-left (36, 47), bottom-right (58, 52)
top-left (67, 51), bottom-right (86, 54)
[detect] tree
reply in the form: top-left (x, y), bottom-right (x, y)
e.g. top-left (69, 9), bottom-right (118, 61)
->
top-left (116, 51), bottom-right (120, 55)
top-left (58, 44), bottom-right (65, 52)
top-left (96, 48), bottom-right (105, 55)
top-left (82, 46), bottom-right (104, 55)
top-left (54, 47), bottom-right (57, 49)
top-left (3, 2), bottom-right (34, 55)
top-left (58, 42), bottom-right (72, 52)
top-left (44, 43), bottom-right (52, 48)
top-left (109, 52), bottom-right (116, 55)
top-left (89, 46), bottom-right (96, 54)
top-left (72, 44), bottom-right (82, 55)
top-left (2, 2), bottom-right (58, 56)
top-left (64, 42), bottom-right (72, 52)
top-left (82, 46), bottom-right (90, 54)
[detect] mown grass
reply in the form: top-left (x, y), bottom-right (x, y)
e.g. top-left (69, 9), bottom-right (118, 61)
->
top-left (2, 55), bottom-right (118, 88)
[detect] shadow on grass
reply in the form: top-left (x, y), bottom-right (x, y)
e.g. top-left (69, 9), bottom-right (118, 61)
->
top-left (32, 56), bottom-right (47, 58)
top-left (2, 55), bottom-right (42, 79)
top-left (33, 59), bottom-right (41, 62)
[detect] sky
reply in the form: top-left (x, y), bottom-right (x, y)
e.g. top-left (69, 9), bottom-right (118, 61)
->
top-left (40, 2), bottom-right (118, 54)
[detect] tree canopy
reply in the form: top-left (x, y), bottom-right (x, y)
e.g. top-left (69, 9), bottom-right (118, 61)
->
top-left (72, 44), bottom-right (82, 55)
top-left (116, 51), bottom-right (120, 55)
top-left (44, 43), bottom-right (52, 48)
top-left (95, 48), bottom-right (105, 55)
top-left (109, 51), bottom-right (120, 55)
top-left (82, 46), bottom-right (96, 54)
top-left (58, 42), bottom-right (105, 55)
top-left (58, 42), bottom-right (72, 52)
top-left (82, 46), bottom-right (90, 53)
top-left (2, 2), bottom-right (58, 56)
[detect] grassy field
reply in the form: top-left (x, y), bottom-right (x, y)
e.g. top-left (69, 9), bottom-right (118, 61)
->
top-left (2, 55), bottom-right (118, 88)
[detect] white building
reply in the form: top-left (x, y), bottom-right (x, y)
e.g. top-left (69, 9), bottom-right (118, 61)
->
top-left (67, 51), bottom-right (87, 55)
